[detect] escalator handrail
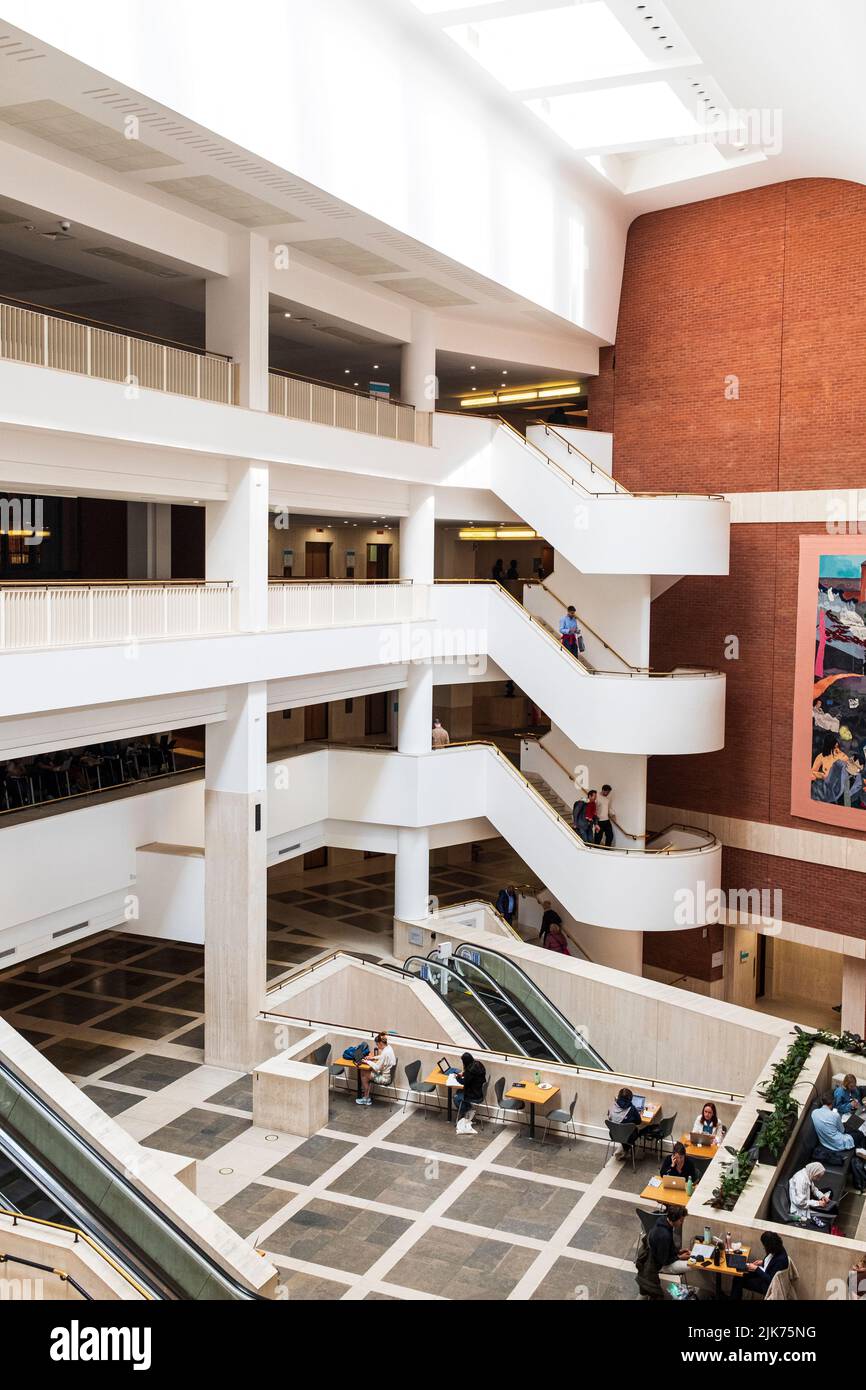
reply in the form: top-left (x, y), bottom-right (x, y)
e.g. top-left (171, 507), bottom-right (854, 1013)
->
top-left (0, 1054), bottom-right (267, 1300)
top-left (453, 942), bottom-right (611, 1070)
top-left (401, 955), bottom-right (527, 1055)
top-left (423, 950), bottom-right (569, 1063)
top-left (0, 1197), bottom-right (154, 1300)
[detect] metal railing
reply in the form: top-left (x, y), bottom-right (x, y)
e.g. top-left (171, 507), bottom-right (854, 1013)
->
top-left (0, 1208), bottom-right (148, 1300)
top-left (268, 368), bottom-right (432, 445)
top-left (0, 297), bottom-right (238, 405)
top-left (531, 419), bottom-right (629, 494)
top-left (267, 578), bottom-right (427, 629)
top-left (0, 581), bottom-right (235, 652)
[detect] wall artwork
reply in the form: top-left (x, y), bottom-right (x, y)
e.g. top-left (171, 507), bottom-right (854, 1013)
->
top-left (792, 536), bottom-right (866, 829)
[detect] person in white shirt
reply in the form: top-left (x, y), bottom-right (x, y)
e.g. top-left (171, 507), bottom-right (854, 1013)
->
top-left (358, 1031), bottom-right (396, 1105)
top-left (596, 783), bottom-right (617, 848)
top-left (788, 1163), bottom-right (836, 1222)
top-left (692, 1102), bottom-right (725, 1145)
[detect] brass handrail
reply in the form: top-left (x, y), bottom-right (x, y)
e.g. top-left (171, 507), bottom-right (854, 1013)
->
top-left (436, 578), bottom-right (722, 679)
top-left (295, 737), bottom-right (720, 857)
top-left (257, 1009), bottom-right (744, 1102)
top-left (530, 419), bottom-right (629, 494)
top-left (519, 733), bottom-right (715, 849)
top-left (0, 291), bottom-right (231, 362)
top-left (267, 578), bottom-right (412, 586)
top-left (0, 580), bottom-right (231, 589)
top-left (0, 1206), bottom-right (153, 1299)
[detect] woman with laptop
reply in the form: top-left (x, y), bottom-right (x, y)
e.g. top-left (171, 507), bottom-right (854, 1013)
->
top-left (455, 1052), bottom-right (487, 1135)
top-left (788, 1161), bottom-right (838, 1226)
top-left (691, 1101), bottom-right (725, 1147)
top-left (660, 1141), bottom-right (698, 1185)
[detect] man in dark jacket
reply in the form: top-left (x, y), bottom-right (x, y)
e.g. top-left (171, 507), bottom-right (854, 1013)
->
top-left (455, 1052), bottom-right (486, 1135)
top-left (648, 1207), bottom-right (691, 1276)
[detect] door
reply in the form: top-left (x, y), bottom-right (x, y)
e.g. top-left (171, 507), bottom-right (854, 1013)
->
top-left (725, 925), bottom-right (758, 1008)
top-left (304, 703), bottom-right (329, 742)
top-left (540, 543), bottom-right (554, 577)
top-left (366, 543), bottom-right (391, 579)
top-left (305, 541), bottom-right (331, 578)
top-left (304, 847), bottom-right (328, 870)
top-left (365, 691), bottom-right (388, 736)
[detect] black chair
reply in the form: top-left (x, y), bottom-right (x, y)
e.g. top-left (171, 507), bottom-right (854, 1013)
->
top-left (644, 1113), bottom-right (678, 1162)
top-left (310, 1043), bottom-right (331, 1067)
top-left (605, 1119), bottom-right (640, 1171)
top-left (494, 1076), bottom-right (525, 1127)
top-left (401, 1060), bottom-right (440, 1117)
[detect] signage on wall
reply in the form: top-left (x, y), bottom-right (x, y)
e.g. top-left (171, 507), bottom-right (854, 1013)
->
top-left (369, 381), bottom-right (390, 400)
top-left (345, 550), bottom-right (355, 565)
top-left (739, 950), bottom-right (750, 963)
top-left (282, 549), bottom-right (293, 567)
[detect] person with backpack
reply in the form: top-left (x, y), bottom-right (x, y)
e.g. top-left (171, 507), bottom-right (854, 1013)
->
top-left (455, 1052), bottom-right (487, 1135)
top-left (357, 1030), bottom-right (396, 1106)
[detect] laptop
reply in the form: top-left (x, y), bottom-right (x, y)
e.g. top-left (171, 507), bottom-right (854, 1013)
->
top-left (725, 1252), bottom-right (748, 1272)
top-left (437, 1057), bottom-right (458, 1076)
top-left (661, 1174), bottom-right (687, 1190)
top-left (690, 1130), bottom-right (715, 1147)
top-left (631, 1094), bottom-right (646, 1112)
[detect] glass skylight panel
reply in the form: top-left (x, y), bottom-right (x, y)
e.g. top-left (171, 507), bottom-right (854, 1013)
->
top-left (443, 3), bottom-right (654, 92)
top-left (527, 80), bottom-right (702, 151)
top-left (409, 0), bottom-right (504, 13)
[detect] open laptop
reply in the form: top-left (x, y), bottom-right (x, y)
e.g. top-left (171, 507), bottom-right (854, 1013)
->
top-left (661, 1174), bottom-right (687, 1190)
top-left (631, 1094), bottom-right (646, 1113)
top-left (437, 1057), bottom-right (460, 1082)
top-left (690, 1130), bottom-right (715, 1147)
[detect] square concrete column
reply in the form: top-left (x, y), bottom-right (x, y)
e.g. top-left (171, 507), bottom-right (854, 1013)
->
top-left (206, 460), bottom-right (269, 631)
top-left (399, 311), bottom-right (436, 412)
top-left (204, 682), bottom-right (268, 1071)
top-left (206, 232), bottom-right (270, 411)
top-left (842, 954), bottom-right (866, 1036)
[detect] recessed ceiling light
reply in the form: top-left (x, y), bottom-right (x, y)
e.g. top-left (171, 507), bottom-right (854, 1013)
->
top-left (471, 385), bottom-right (477, 390)
top-left (353, 381), bottom-right (359, 386)
top-left (502, 369), bottom-right (508, 375)
top-left (284, 311), bottom-right (292, 318)
top-left (344, 368), bottom-right (351, 374)
top-left (373, 363), bottom-right (380, 369)
top-left (665, 44), bottom-right (673, 49)
top-left (469, 365), bottom-right (476, 371)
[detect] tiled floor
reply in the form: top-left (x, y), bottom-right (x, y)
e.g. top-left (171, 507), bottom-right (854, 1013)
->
top-left (0, 844), bottom-right (661, 1300)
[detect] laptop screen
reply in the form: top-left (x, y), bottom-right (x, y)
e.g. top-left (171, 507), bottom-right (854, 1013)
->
top-left (437, 1058), bottom-right (452, 1074)
top-left (631, 1095), bottom-right (646, 1111)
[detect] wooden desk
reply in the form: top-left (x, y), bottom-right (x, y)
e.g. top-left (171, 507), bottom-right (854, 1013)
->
top-left (689, 1244), bottom-right (751, 1296)
top-left (639, 1177), bottom-right (690, 1208)
top-left (505, 1081), bottom-right (560, 1139)
top-left (639, 1105), bottom-right (661, 1126)
top-left (337, 1054), bottom-right (371, 1098)
top-left (424, 1067), bottom-right (462, 1122)
top-left (680, 1132), bottom-right (717, 1163)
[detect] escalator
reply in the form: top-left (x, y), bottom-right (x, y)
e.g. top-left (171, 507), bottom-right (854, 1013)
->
top-left (0, 1054), bottom-right (266, 1300)
top-left (402, 949), bottom-right (610, 1070)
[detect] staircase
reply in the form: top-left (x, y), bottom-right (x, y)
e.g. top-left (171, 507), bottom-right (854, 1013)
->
top-left (524, 770), bottom-right (573, 823)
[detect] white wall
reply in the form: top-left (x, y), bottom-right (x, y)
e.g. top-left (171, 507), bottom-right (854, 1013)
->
top-left (4, 0), bottom-right (629, 342)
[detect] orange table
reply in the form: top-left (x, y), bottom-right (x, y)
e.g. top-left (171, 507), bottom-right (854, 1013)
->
top-left (337, 1054), bottom-right (371, 1098)
top-left (688, 1243), bottom-right (751, 1296)
top-left (640, 1176), bottom-right (691, 1208)
top-left (505, 1080), bottom-right (560, 1138)
top-left (680, 1132), bottom-right (718, 1163)
top-left (639, 1104), bottom-right (661, 1127)
top-left (424, 1066), bottom-right (463, 1121)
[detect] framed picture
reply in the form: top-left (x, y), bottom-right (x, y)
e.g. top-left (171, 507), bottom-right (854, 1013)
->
top-left (791, 536), bottom-right (866, 829)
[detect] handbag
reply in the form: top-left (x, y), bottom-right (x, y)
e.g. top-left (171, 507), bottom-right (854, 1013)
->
top-left (577, 634), bottom-right (586, 653)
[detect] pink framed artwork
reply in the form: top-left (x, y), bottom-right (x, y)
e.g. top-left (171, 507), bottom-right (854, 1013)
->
top-left (792, 536), bottom-right (866, 829)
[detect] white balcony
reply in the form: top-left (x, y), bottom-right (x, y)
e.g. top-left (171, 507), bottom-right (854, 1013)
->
top-left (267, 581), bottom-right (428, 630)
top-left (0, 582), bottom-right (235, 652)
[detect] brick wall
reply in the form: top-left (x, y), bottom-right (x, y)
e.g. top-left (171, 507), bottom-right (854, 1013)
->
top-left (590, 178), bottom-right (866, 967)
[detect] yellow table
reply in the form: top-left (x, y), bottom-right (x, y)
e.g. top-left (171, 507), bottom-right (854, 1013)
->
top-left (424, 1066), bottom-right (463, 1121)
top-left (680, 1132), bottom-right (718, 1163)
top-left (640, 1177), bottom-right (691, 1208)
top-left (689, 1243), bottom-right (751, 1296)
top-left (337, 1054), bottom-right (371, 1098)
top-left (505, 1080), bottom-right (560, 1139)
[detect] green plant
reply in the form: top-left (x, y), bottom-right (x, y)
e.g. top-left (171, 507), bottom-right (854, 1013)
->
top-left (710, 1025), bottom-right (866, 1209)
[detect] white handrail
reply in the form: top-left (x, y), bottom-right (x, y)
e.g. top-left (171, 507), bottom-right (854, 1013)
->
top-left (0, 582), bottom-right (235, 652)
top-left (267, 580), bottom-right (427, 630)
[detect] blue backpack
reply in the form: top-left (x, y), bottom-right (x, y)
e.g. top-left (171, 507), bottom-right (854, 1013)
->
top-left (344, 1043), bottom-right (370, 1063)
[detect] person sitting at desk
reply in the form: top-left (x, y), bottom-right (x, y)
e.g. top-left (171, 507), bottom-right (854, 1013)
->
top-left (730, 1232), bottom-right (789, 1300)
top-left (834, 1073), bottom-right (863, 1116)
top-left (608, 1087), bottom-right (643, 1159)
top-left (812, 1091), bottom-right (866, 1177)
top-left (357, 1031), bottom-right (396, 1106)
top-left (660, 1142), bottom-right (697, 1184)
top-left (692, 1101), bottom-right (724, 1145)
top-left (455, 1052), bottom-right (486, 1136)
top-left (788, 1162), bottom-right (837, 1225)
top-left (648, 1206), bottom-right (692, 1277)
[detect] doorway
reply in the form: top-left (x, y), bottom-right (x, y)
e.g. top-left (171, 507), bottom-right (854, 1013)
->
top-left (365, 691), bottom-right (388, 737)
top-left (304, 847), bottom-right (328, 871)
top-left (366, 543), bottom-right (391, 579)
top-left (304, 703), bottom-right (329, 742)
top-left (305, 541), bottom-right (331, 578)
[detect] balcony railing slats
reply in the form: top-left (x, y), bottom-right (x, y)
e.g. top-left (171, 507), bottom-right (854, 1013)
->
top-left (0, 583), bottom-right (235, 652)
top-left (0, 302), bottom-right (238, 406)
top-left (267, 581), bottom-right (425, 630)
top-left (268, 370), bottom-right (432, 446)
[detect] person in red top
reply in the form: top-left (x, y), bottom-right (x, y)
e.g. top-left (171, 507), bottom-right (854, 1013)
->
top-left (584, 790), bottom-right (599, 844)
top-left (544, 922), bottom-right (571, 955)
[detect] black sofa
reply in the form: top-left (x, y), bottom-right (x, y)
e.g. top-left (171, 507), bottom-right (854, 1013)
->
top-left (769, 1103), bottom-right (852, 1226)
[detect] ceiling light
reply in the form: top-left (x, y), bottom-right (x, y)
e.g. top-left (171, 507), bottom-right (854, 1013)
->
top-left (469, 364), bottom-right (476, 371)
top-left (458, 526), bottom-right (537, 541)
top-left (344, 368), bottom-right (351, 374)
top-left (502, 369), bottom-right (508, 375)
top-left (471, 385), bottom-right (477, 390)
top-left (373, 363), bottom-right (380, 369)
top-left (284, 311), bottom-right (292, 318)
top-left (459, 528), bottom-right (498, 541)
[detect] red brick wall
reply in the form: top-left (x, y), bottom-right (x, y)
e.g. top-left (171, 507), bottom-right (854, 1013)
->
top-left (593, 179), bottom-right (866, 964)
top-left (590, 178), bottom-right (866, 495)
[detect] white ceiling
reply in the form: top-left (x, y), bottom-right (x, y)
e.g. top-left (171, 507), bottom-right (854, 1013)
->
top-left (404, 0), bottom-right (866, 210)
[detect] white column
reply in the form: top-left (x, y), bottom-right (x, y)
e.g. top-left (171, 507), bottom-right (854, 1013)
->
top-left (204, 681), bottom-right (268, 1070)
top-left (127, 502), bottom-right (172, 579)
top-left (400, 484), bottom-right (435, 585)
top-left (400, 311), bottom-right (436, 411)
top-left (398, 662), bottom-right (434, 755)
top-left (394, 826), bottom-right (430, 922)
top-left (206, 460), bottom-right (269, 631)
top-left (206, 232), bottom-right (270, 411)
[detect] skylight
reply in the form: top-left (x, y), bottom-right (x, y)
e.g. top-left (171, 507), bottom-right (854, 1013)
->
top-left (528, 80), bottom-right (701, 151)
top-left (443, 3), bottom-right (654, 92)
top-left (410, 0), bottom-right (504, 11)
